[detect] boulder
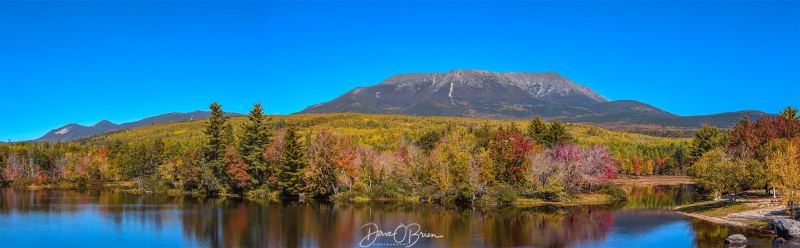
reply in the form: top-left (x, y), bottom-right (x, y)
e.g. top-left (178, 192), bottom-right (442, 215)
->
top-left (724, 234), bottom-right (747, 244)
top-left (773, 219), bottom-right (800, 239)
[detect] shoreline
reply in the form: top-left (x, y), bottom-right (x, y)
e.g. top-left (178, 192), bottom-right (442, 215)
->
top-left (673, 201), bottom-right (789, 234)
top-left (10, 182), bottom-right (625, 207)
top-left (674, 210), bottom-right (753, 229)
top-left (612, 175), bottom-right (695, 186)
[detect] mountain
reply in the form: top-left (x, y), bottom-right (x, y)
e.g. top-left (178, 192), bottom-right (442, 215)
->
top-left (301, 70), bottom-right (770, 129)
top-left (303, 70), bottom-right (608, 118)
top-left (36, 111), bottom-right (242, 142)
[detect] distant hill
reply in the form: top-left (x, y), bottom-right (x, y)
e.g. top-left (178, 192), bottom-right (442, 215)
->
top-left (301, 69), bottom-right (771, 129)
top-left (35, 111), bottom-right (242, 142)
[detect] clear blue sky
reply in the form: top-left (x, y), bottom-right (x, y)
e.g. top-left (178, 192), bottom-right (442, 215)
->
top-left (1, 0), bottom-right (798, 141)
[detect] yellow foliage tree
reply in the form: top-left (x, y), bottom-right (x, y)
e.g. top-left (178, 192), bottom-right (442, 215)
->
top-left (766, 138), bottom-right (800, 219)
top-left (691, 148), bottom-right (749, 202)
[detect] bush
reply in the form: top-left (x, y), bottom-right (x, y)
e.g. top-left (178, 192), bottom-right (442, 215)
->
top-left (370, 182), bottom-right (402, 202)
top-left (135, 177), bottom-right (174, 193)
top-left (490, 184), bottom-right (517, 205)
top-left (598, 182), bottom-right (627, 200)
top-left (245, 185), bottom-right (271, 198)
top-left (336, 190), bottom-right (370, 203)
top-left (11, 177), bottom-right (34, 189)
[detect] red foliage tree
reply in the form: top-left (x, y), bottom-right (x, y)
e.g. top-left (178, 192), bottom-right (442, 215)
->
top-left (224, 146), bottom-right (252, 191)
top-left (552, 144), bottom-right (615, 192)
top-left (305, 129), bottom-right (357, 197)
top-left (631, 154), bottom-right (642, 176)
top-left (487, 128), bottom-right (534, 186)
top-left (176, 150), bottom-right (203, 191)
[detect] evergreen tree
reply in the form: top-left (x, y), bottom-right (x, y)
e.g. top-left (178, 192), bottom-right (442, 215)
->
top-left (672, 145), bottom-right (688, 174)
top-left (238, 103), bottom-right (272, 186)
top-left (781, 106), bottom-right (799, 121)
top-left (527, 116), bottom-right (548, 145)
top-left (204, 102), bottom-right (230, 191)
top-left (204, 102), bottom-right (228, 163)
top-left (415, 129), bottom-right (441, 153)
top-left (739, 114), bottom-right (751, 125)
top-left (221, 122), bottom-right (235, 147)
top-left (545, 119), bottom-right (572, 147)
top-left (689, 124), bottom-right (721, 161)
top-left (277, 124), bottom-right (306, 198)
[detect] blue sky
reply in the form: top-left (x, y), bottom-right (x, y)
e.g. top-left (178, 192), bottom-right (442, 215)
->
top-left (1, 0), bottom-right (798, 141)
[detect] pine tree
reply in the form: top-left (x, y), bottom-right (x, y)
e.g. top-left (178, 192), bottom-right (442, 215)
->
top-left (780, 106), bottom-right (799, 121)
top-left (689, 124), bottom-right (721, 161)
top-left (545, 119), bottom-right (572, 147)
top-left (277, 124), bottom-right (306, 198)
top-left (204, 102), bottom-right (230, 191)
top-left (527, 116), bottom-right (548, 145)
top-left (204, 102), bottom-right (228, 163)
top-left (238, 103), bottom-right (272, 186)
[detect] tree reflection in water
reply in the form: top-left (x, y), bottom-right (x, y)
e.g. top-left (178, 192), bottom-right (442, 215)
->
top-left (0, 187), bottom-right (784, 247)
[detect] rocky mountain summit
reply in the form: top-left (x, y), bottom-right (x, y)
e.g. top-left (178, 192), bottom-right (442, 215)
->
top-left (301, 70), bottom-right (767, 129)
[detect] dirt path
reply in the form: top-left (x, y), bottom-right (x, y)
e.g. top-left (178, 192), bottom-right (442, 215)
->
top-left (678, 212), bottom-right (751, 228)
top-left (726, 204), bottom-right (788, 222)
top-left (675, 203), bottom-right (788, 231)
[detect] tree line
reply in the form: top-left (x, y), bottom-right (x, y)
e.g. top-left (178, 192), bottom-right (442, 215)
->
top-left (1, 102), bottom-right (623, 204)
top-left (688, 106), bottom-right (800, 219)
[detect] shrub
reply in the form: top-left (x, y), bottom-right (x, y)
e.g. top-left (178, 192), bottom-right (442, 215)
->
top-left (598, 182), bottom-right (627, 200)
top-left (74, 177), bottom-right (88, 188)
top-left (336, 190), bottom-right (369, 203)
top-left (11, 177), bottom-right (33, 189)
top-left (490, 184), bottom-right (517, 205)
top-left (245, 185), bottom-right (271, 198)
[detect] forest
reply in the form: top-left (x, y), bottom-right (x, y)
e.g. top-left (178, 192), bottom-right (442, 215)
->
top-left (0, 103), bottom-right (797, 211)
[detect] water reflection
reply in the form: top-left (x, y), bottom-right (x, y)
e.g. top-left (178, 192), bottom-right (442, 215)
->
top-left (0, 187), bottom-right (787, 247)
top-left (625, 184), bottom-right (701, 210)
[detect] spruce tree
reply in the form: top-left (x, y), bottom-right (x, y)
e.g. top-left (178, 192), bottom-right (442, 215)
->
top-left (204, 102), bottom-right (230, 191)
top-left (545, 119), bottom-right (572, 147)
top-left (527, 116), bottom-right (548, 145)
top-left (689, 124), bottom-right (721, 161)
top-left (780, 106), bottom-right (799, 120)
top-left (205, 102), bottom-right (228, 163)
top-left (238, 103), bottom-right (272, 186)
top-left (277, 124), bottom-right (306, 198)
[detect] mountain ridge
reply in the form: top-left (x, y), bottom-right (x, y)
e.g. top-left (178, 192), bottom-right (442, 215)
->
top-left (35, 110), bottom-right (242, 142)
top-left (301, 70), bottom-right (771, 129)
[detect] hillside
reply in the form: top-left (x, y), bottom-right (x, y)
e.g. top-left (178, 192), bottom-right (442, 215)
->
top-left (80, 113), bottom-right (687, 152)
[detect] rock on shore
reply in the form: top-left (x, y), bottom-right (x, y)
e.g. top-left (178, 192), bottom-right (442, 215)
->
top-left (773, 219), bottom-right (800, 239)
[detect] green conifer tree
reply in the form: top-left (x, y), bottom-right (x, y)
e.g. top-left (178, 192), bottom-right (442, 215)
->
top-left (205, 102), bottom-right (228, 163)
top-left (204, 102), bottom-right (231, 191)
top-left (527, 116), bottom-right (548, 145)
top-left (545, 119), bottom-right (572, 146)
top-left (238, 103), bottom-right (273, 187)
top-left (780, 106), bottom-right (799, 120)
top-left (277, 124), bottom-right (306, 198)
top-left (689, 124), bottom-right (721, 161)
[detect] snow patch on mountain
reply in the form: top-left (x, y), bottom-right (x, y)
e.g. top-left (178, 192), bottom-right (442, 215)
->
top-left (55, 126), bottom-right (72, 135)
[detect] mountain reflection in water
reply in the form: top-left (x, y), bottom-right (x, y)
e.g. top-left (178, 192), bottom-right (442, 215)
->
top-left (0, 186), bottom-right (789, 247)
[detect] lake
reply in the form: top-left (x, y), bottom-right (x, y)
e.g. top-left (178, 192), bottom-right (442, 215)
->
top-left (0, 185), bottom-right (792, 247)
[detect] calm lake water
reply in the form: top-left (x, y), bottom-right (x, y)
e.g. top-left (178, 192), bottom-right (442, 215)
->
top-left (0, 185), bottom-right (794, 247)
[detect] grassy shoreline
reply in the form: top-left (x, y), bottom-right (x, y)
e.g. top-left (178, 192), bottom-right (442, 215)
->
top-left (672, 196), bottom-right (789, 232)
top-left (13, 180), bottom-right (625, 206)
